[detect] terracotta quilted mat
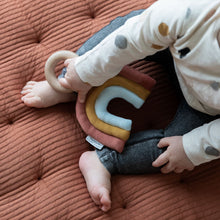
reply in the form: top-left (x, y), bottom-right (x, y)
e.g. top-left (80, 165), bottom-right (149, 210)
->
top-left (0, 0), bottom-right (220, 219)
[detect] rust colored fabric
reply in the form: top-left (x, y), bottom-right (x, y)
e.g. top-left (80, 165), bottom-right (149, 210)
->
top-left (0, 0), bottom-right (220, 220)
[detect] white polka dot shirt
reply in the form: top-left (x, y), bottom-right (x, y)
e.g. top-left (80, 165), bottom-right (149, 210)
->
top-left (75, 0), bottom-right (220, 166)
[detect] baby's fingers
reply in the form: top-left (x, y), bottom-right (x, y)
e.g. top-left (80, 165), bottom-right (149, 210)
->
top-left (152, 152), bottom-right (169, 168)
top-left (64, 58), bottom-right (73, 66)
top-left (160, 163), bottom-right (174, 174)
top-left (158, 137), bottom-right (171, 148)
top-left (59, 78), bottom-right (72, 90)
top-left (78, 91), bottom-right (88, 103)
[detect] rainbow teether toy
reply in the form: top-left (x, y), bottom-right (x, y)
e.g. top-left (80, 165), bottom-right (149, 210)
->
top-left (45, 51), bottom-right (156, 152)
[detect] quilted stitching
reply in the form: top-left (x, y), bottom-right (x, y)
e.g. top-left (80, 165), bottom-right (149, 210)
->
top-left (0, 0), bottom-right (220, 219)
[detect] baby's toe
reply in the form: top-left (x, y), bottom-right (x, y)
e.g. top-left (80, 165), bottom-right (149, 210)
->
top-left (100, 190), bottom-right (111, 212)
top-left (21, 95), bottom-right (41, 107)
top-left (21, 83), bottom-right (35, 93)
top-left (26, 81), bottom-right (37, 86)
top-left (21, 89), bottom-right (32, 95)
top-left (91, 187), bottom-right (111, 212)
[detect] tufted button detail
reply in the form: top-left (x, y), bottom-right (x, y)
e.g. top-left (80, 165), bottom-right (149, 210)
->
top-left (36, 38), bottom-right (41, 44)
top-left (90, 13), bottom-right (95, 19)
top-left (34, 34), bottom-right (41, 44)
top-left (8, 119), bottom-right (13, 125)
top-left (122, 203), bottom-right (127, 209)
top-left (179, 179), bottom-right (185, 184)
top-left (87, 2), bottom-right (96, 19)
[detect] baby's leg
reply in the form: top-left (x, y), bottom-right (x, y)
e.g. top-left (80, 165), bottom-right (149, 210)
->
top-left (78, 129), bottom-right (165, 213)
top-left (78, 131), bottom-right (164, 212)
top-left (96, 130), bottom-right (165, 175)
top-left (21, 80), bottom-right (76, 108)
top-left (93, 99), bottom-right (216, 176)
top-left (79, 151), bottom-right (111, 212)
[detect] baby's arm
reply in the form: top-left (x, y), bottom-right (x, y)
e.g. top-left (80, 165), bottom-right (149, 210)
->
top-left (70, 0), bottom-right (187, 87)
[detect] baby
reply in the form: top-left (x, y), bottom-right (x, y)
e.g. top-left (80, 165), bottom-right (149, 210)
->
top-left (21, 0), bottom-right (220, 212)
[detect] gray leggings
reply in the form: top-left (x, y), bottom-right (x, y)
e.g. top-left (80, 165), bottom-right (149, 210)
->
top-left (96, 99), bottom-right (215, 174)
top-left (76, 10), bottom-right (217, 175)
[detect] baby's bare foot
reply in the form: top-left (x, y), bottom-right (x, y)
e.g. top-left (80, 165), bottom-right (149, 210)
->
top-left (21, 81), bottom-right (76, 108)
top-left (79, 151), bottom-right (111, 212)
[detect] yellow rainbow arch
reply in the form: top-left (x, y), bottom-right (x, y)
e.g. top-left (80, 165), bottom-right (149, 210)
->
top-left (85, 75), bottom-right (150, 141)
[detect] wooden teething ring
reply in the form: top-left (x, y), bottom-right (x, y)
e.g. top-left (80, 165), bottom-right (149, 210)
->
top-left (45, 50), bottom-right (78, 93)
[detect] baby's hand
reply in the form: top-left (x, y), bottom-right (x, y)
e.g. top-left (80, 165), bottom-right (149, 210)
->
top-left (152, 136), bottom-right (195, 174)
top-left (59, 58), bottom-right (92, 103)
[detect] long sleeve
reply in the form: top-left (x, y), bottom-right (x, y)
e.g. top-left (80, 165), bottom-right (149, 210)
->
top-left (183, 119), bottom-right (220, 166)
top-left (74, 0), bottom-right (187, 86)
top-left (74, 0), bottom-right (220, 166)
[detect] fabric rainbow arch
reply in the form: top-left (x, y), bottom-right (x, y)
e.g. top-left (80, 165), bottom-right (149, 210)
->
top-left (76, 65), bottom-right (156, 153)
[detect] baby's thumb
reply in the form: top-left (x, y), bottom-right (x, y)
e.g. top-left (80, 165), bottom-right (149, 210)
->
top-left (59, 78), bottom-right (71, 90)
